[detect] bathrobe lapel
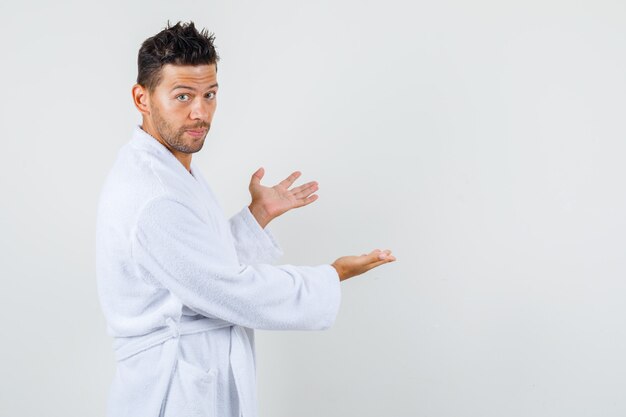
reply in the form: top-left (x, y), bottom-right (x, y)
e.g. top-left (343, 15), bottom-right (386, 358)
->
top-left (130, 127), bottom-right (211, 221)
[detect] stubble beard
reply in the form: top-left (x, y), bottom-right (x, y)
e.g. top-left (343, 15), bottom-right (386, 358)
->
top-left (152, 105), bottom-right (210, 154)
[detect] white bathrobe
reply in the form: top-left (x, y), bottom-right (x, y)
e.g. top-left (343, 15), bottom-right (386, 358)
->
top-left (95, 125), bottom-right (341, 417)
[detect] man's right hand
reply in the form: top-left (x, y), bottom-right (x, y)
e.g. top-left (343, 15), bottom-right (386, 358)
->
top-left (331, 249), bottom-right (397, 281)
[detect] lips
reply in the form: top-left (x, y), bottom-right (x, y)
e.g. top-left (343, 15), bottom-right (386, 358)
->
top-left (186, 128), bottom-right (207, 137)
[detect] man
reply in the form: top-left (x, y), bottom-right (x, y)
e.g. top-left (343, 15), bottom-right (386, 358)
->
top-left (96, 21), bottom-right (396, 417)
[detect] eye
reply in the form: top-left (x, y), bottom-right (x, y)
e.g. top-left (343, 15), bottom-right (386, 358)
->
top-left (176, 94), bottom-right (190, 102)
top-left (206, 91), bottom-right (216, 100)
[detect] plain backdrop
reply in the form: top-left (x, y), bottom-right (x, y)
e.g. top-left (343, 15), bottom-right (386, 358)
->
top-left (2, 1), bottom-right (626, 416)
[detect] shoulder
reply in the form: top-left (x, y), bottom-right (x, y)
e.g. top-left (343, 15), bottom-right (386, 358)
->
top-left (97, 144), bottom-right (168, 214)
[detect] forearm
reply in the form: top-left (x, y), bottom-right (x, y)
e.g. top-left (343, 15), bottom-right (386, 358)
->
top-left (229, 205), bottom-right (284, 265)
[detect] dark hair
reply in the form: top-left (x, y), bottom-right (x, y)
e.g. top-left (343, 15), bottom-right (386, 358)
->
top-left (137, 20), bottom-right (220, 92)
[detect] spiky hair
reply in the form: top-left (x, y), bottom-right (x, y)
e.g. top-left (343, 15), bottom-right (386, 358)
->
top-left (137, 20), bottom-right (220, 92)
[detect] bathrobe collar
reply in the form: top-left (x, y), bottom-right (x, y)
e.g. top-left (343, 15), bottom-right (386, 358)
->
top-left (130, 125), bottom-right (211, 210)
top-left (130, 125), bottom-right (200, 179)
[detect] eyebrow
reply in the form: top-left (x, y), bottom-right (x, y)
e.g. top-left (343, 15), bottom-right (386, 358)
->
top-left (170, 83), bottom-right (219, 92)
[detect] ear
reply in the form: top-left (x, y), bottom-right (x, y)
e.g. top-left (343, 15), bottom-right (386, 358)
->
top-left (132, 84), bottom-right (150, 115)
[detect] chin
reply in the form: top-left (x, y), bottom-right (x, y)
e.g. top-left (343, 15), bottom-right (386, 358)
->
top-left (192, 139), bottom-right (206, 153)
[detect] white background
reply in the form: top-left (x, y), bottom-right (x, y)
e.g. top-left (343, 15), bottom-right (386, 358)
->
top-left (2, 1), bottom-right (626, 416)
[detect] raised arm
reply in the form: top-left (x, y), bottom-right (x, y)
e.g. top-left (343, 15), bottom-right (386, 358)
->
top-left (131, 196), bottom-right (341, 331)
top-left (227, 167), bottom-right (318, 265)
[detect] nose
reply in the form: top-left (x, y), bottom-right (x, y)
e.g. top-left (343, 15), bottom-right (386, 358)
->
top-left (189, 97), bottom-right (214, 121)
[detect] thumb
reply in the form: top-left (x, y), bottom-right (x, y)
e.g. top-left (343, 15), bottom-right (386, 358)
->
top-left (250, 167), bottom-right (264, 187)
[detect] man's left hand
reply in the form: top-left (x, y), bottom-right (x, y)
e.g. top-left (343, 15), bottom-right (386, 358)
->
top-left (247, 167), bottom-right (319, 228)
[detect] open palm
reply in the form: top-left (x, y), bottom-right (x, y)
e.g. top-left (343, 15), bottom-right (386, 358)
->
top-left (248, 167), bottom-right (319, 220)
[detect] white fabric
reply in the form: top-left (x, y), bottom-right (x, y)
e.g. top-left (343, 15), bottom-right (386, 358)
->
top-left (96, 125), bottom-right (342, 417)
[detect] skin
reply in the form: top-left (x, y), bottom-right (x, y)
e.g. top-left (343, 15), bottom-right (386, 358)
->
top-left (132, 63), bottom-right (396, 281)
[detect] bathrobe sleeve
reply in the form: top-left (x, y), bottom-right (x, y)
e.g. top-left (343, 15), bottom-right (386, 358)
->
top-left (228, 205), bottom-right (284, 265)
top-left (131, 196), bottom-right (341, 331)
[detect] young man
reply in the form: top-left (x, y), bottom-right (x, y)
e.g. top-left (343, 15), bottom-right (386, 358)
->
top-left (96, 21), bottom-right (396, 417)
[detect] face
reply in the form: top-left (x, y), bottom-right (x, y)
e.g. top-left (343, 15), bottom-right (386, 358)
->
top-left (144, 64), bottom-right (218, 154)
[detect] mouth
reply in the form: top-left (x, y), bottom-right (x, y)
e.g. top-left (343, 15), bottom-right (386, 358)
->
top-left (185, 128), bottom-right (207, 138)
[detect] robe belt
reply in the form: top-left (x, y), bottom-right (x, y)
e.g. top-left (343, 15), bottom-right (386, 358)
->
top-left (114, 317), bottom-right (257, 417)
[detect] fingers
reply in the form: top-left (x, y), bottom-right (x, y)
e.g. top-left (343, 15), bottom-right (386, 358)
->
top-left (292, 181), bottom-right (319, 207)
top-left (296, 194), bottom-right (318, 207)
top-left (364, 258), bottom-right (394, 272)
top-left (364, 250), bottom-right (396, 272)
top-left (292, 181), bottom-right (318, 198)
top-left (368, 249), bottom-right (396, 262)
top-left (278, 171), bottom-right (302, 188)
